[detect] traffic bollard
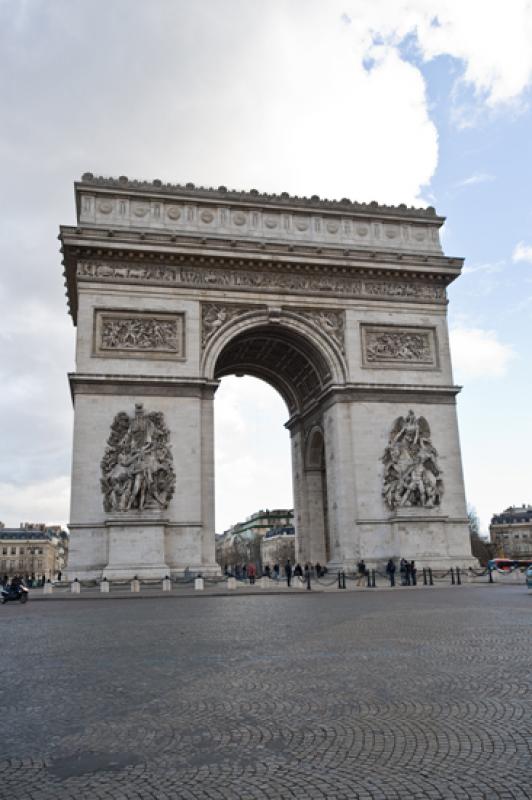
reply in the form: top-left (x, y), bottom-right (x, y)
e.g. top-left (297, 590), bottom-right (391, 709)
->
top-left (306, 572), bottom-right (311, 590)
top-left (428, 568), bottom-right (434, 586)
top-left (450, 567), bottom-right (455, 585)
top-left (371, 569), bottom-right (376, 588)
top-left (456, 567), bottom-right (461, 585)
top-left (422, 568), bottom-right (427, 586)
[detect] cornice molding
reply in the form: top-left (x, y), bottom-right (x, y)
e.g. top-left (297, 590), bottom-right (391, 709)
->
top-left (77, 173), bottom-right (443, 221)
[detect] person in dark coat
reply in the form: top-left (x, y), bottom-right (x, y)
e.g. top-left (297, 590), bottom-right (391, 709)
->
top-left (386, 558), bottom-right (396, 587)
top-left (284, 560), bottom-right (293, 587)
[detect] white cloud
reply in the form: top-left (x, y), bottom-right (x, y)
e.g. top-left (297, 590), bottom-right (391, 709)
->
top-left (0, 476), bottom-right (70, 528)
top-left (340, 0), bottom-right (532, 107)
top-left (450, 327), bottom-right (516, 380)
top-left (455, 172), bottom-right (495, 188)
top-left (512, 241), bottom-right (532, 263)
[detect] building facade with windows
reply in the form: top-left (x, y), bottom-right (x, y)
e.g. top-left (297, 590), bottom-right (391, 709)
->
top-left (215, 509), bottom-right (294, 569)
top-left (489, 505), bottom-right (532, 559)
top-left (0, 523), bottom-right (69, 581)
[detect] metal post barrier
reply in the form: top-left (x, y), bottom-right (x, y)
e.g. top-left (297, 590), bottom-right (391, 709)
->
top-left (456, 567), bottom-right (461, 585)
top-left (342, 572), bottom-right (347, 589)
top-left (411, 569), bottom-right (417, 587)
top-left (337, 572), bottom-right (342, 589)
top-left (450, 568), bottom-right (455, 585)
top-left (366, 571), bottom-right (371, 588)
top-left (428, 568), bottom-right (433, 586)
top-left (306, 571), bottom-right (311, 591)
top-left (422, 568), bottom-right (427, 586)
top-left (371, 569), bottom-right (376, 588)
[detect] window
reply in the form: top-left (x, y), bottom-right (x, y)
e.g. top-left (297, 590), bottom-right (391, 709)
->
top-left (37, 560), bottom-right (42, 570)
top-left (19, 547), bottom-right (25, 555)
top-left (2, 547), bottom-right (6, 555)
top-left (10, 547), bottom-right (16, 555)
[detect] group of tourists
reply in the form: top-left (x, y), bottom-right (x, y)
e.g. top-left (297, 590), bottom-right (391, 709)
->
top-left (223, 561), bottom-right (328, 584)
top-left (384, 558), bottom-right (417, 586)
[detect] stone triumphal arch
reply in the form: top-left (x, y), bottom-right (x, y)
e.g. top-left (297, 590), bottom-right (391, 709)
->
top-left (60, 174), bottom-right (475, 579)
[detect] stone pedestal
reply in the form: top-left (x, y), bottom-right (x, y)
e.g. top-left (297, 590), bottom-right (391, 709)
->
top-left (100, 580), bottom-right (110, 592)
top-left (195, 577), bottom-right (204, 591)
top-left (71, 581), bottom-right (80, 593)
top-left (226, 577), bottom-right (237, 590)
top-left (43, 582), bottom-right (53, 594)
top-left (162, 578), bottom-right (172, 591)
top-left (102, 515), bottom-right (170, 580)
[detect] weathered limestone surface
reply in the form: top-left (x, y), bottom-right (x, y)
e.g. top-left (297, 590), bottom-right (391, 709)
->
top-left (60, 175), bottom-right (475, 579)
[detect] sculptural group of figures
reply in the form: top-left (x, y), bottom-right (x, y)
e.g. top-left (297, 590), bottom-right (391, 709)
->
top-left (101, 317), bottom-right (178, 351)
top-left (382, 410), bottom-right (443, 510)
top-left (101, 404), bottom-right (176, 512)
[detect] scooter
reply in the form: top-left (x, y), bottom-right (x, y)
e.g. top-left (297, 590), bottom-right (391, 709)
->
top-left (1, 584), bottom-right (29, 604)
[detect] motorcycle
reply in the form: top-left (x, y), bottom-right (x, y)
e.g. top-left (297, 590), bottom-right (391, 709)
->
top-left (1, 584), bottom-right (29, 604)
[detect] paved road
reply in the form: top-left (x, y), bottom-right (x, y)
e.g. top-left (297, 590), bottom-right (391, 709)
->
top-left (1, 587), bottom-right (531, 799)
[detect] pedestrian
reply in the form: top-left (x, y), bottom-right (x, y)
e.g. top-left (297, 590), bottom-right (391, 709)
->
top-left (273, 563), bottom-right (280, 581)
top-left (247, 562), bottom-right (256, 585)
top-left (294, 563), bottom-right (303, 578)
top-left (315, 561), bottom-right (322, 578)
top-left (410, 560), bottom-right (417, 586)
top-left (400, 558), bottom-right (407, 586)
top-left (264, 564), bottom-right (271, 578)
top-left (386, 558), bottom-right (396, 587)
top-left (57, 570), bottom-right (62, 582)
top-left (356, 559), bottom-right (367, 587)
top-left (284, 560), bottom-right (292, 587)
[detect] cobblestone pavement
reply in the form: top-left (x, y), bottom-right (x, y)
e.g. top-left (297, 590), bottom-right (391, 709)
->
top-left (1, 587), bottom-right (531, 799)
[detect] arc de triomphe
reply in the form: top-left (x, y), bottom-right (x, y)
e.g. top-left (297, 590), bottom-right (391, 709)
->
top-left (60, 174), bottom-right (475, 579)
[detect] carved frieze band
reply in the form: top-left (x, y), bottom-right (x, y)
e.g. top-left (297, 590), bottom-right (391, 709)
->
top-left (361, 325), bottom-right (438, 369)
top-left (79, 193), bottom-right (442, 254)
top-left (79, 261), bottom-right (446, 305)
top-left (94, 310), bottom-right (185, 360)
top-left (291, 308), bottom-right (345, 353)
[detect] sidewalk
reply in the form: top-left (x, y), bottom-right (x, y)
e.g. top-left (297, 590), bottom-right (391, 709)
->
top-left (19, 576), bottom-right (515, 602)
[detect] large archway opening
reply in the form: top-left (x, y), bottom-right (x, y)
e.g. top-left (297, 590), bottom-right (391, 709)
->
top-left (211, 320), bottom-right (336, 571)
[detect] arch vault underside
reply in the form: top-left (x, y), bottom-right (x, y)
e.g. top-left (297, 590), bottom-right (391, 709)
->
top-left (60, 174), bottom-right (477, 579)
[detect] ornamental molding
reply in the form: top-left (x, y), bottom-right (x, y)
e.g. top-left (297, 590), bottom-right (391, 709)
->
top-left (382, 410), bottom-right (443, 512)
top-left (77, 260), bottom-right (447, 306)
top-left (94, 310), bottom-right (185, 360)
top-left (361, 324), bottom-right (438, 369)
top-left (76, 177), bottom-right (443, 256)
top-left (78, 173), bottom-right (442, 220)
top-left (100, 403), bottom-right (175, 513)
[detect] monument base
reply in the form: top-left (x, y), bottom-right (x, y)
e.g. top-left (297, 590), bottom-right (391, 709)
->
top-left (102, 515), bottom-right (170, 580)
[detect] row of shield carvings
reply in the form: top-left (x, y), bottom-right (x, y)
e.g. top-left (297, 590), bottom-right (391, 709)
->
top-left (100, 404), bottom-right (443, 515)
top-left (79, 194), bottom-right (441, 250)
top-left (94, 305), bottom-right (438, 370)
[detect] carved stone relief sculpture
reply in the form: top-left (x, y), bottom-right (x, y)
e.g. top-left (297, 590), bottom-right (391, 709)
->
top-left (101, 403), bottom-right (176, 512)
top-left (382, 410), bottom-right (443, 511)
top-left (292, 309), bottom-right (345, 353)
top-left (94, 311), bottom-right (184, 359)
top-left (201, 303), bottom-right (253, 348)
top-left (362, 325), bottom-right (436, 368)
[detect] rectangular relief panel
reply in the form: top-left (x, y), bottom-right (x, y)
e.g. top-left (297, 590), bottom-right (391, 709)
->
top-left (93, 309), bottom-right (185, 360)
top-left (360, 324), bottom-right (439, 370)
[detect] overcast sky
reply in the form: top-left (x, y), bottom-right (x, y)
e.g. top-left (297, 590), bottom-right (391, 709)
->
top-left (1, 0), bottom-right (531, 534)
